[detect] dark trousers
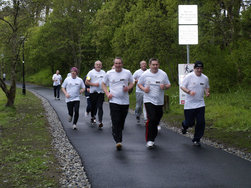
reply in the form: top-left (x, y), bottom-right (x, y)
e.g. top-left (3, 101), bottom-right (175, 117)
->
top-left (145, 103), bottom-right (163, 142)
top-left (109, 103), bottom-right (129, 143)
top-left (67, 101), bottom-right (80, 125)
top-left (183, 107), bottom-right (205, 142)
top-left (53, 85), bottom-right (61, 98)
top-left (90, 92), bottom-right (104, 122)
top-left (86, 96), bottom-right (91, 113)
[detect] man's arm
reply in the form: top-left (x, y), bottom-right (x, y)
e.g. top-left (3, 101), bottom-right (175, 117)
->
top-left (138, 83), bottom-right (150, 93)
top-left (61, 87), bottom-right (70, 98)
top-left (102, 82), bottom-right (113, 99)
top-left (205, 88), bottom-right (210, 97)
top-left (180, 86), bottom-right (195, 96)
top-left (85, 78), bottom-right (99, 87)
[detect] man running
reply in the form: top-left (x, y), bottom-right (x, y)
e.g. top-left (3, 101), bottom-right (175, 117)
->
top-left (133, 60), bottom-right (147, 124)
top-left (138, 58), bottom-right (171, 148)
top-left (180, 61), bottom-right (210, 146)
top-left (52, 70), bottom-right (62, 100)
top-left (62, 67), bottom-right (85, 130)
top-left (102, 57), bottom-right (134, 150)
top-left (85, 60), bottom-right (106, 128)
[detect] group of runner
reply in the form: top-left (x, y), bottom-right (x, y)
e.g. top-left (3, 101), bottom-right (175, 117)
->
top-left (52, 58), bottom-right (210, 150)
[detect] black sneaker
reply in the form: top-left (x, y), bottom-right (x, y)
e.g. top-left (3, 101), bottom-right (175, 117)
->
top-left (116, 143), bottom-right (122, 150)
top-left (98, 122), bottom-right (103, 128)
top-left (181, 122), bottom-right (187, 134)
top-left (136, 116), bottom-right (140, 123)
top-left (193, 141), bottom-right (201, 146)
top-left (91, 117), bottom-right (96, 124)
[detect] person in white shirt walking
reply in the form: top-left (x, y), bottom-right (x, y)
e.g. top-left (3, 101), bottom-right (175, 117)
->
top-left (85, 60), bottom-right (106, 128)
top-left (102, 57), bottom-right (134, 150)
top-left (133, 60), bottom-right (147, 124)
top-left (62, 67), bottom-right (85, 130)
top-left (138, 58), bottom-right (171, 148)
top-left (52, 70), bottom-right (62, 100)
top-left (180, 61), bottom-right (210, 146)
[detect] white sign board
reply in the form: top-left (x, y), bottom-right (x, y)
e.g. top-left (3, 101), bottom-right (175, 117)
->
top-left (178, 64), bottom-right (194, 105)
top-left (178, 5), bottom-right (198, 25)
top-left (179, 25), bottom-right (198, 45)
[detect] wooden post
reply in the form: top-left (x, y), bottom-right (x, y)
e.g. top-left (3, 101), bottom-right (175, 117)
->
top-left (164, 94), bottom-right (169, 112)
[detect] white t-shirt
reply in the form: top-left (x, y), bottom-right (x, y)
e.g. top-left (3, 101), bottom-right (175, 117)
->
top-left (138, 69), bottom-right (170, 105)
top-left (133, 69), bottom-right (146, 93)
top-left (103, 68), bottom-right (133, 105)
top-left (61, 76), bottom-right (85, 103)
top-left (52, 74), bottom-right (62, 86)
top-left (181, 72), bottom-right (209, 109)
top-left (86, 69), bottom-right (106, 93)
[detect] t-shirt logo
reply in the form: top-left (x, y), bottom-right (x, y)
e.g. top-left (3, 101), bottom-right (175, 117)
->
top-left (156, 81), bottom-right (160, 84)
top-left (120, 79), bottom-right (125, 81)
top-left (200, 83), bottom-right (204, 85)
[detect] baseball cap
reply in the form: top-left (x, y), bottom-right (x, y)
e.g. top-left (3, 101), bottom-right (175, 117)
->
top-left (194, 61), bottom-right (203, 68)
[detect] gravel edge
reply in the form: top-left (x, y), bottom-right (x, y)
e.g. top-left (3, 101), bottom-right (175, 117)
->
top-left (32, 92), bottom-right (91, 188)
top-left (128, 108), bottom-right (251, 162)
top-left (161, 121), bottom-right (251, 162)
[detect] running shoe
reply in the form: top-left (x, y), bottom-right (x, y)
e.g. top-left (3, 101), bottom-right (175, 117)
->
top-left (157, 125), bottom-right (161, 131)
top-left (181, 121), bottom-right (187, 134)
top-left (91, 117), bottom-right (96, 124)
top-left (73, 124), bottom-right (77, 130)
top-left (136, 116), bottom-right (140, 123)
top-left (193, 141), bottom-right (201, 146)
top-left (146, 141), bottom-right (154, 149)
top-left (116, 143), bottom-right (122, 150)
top-left (68, 116), bottom-right (72, 122)
top-left (98, 122), bottom-right (103, 128)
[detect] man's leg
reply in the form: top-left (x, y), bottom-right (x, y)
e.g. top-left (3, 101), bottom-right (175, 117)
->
top-left (193, 107), bottom-right (205, 142)
top-left (97, 93), bottom-right (104, 124)
top-left (145, 103), bottom-right (158, 142)
top-left (73, 101), bottom-right (80, 125)
top-left (110, 103), bottom-right (121, 143)
top-left (53, 86), bottom-right (57, 98)
top-left (182, 109), bottom-right (196, 134)
top-left (135, 92), bottom-right (143, 121)
top-left (56, 85), bottom-right (61, 99)
top-left (67, 101), bottom-right (74, 122)
top-left (90, 93), bottom-right (98, 123)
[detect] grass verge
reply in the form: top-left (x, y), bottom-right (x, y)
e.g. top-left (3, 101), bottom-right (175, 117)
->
top-left (129, 85), bottom-right (251, 153)
top-left (0, 89), bottom-right (61, 187)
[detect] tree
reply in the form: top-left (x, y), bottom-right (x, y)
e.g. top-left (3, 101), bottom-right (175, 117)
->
top-left (0, 0), bottom-right (49, 106)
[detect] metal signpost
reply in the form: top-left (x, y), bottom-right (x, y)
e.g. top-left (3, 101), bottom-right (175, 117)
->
top-left (178, 5), bottom-right (198, 104)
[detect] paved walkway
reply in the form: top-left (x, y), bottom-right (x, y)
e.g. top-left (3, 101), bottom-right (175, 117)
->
top-left (27, 84), bottom-right (251, 188)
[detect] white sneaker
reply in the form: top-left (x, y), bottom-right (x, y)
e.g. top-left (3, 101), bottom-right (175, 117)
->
top-left (73, 124), bottom-right (77, 130)
top-left (146, 141), bottom-right (154, 148)
top-left (68, 116), bottom-right (72, 122)
top-left (157, 125), bottom-right (161, 131)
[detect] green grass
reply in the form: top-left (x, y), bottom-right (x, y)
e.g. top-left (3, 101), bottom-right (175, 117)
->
top-left (26, 68), bottom-right (52, 86)
top-left (0, 89), bottom-right (61, 187)
top-left (129, 85), bottom-right (251, 152)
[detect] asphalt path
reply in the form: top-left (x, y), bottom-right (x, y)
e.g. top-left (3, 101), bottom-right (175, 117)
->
top-left (26, 84), bottom-right (251, 188)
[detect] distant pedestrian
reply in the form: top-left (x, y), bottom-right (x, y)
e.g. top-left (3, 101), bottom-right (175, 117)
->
top-left (180, 61), bottom-right (210, 146)
top-left (85, 60), bottom-right (106, 128)
top-left (62, 67), bottom-right (85, 130)
top-left (133, 60), bottom-right (147, 124)
top-left (138, 58), bottom-right (171, 149)
top-left (3, 73), bottom-right (6, 81)
top-left (83, 75), bottom-right (91, 118)
top-left (52, 70), bottom-right (62, 100)
top-left (102, 57), bottom-right (134, 150)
